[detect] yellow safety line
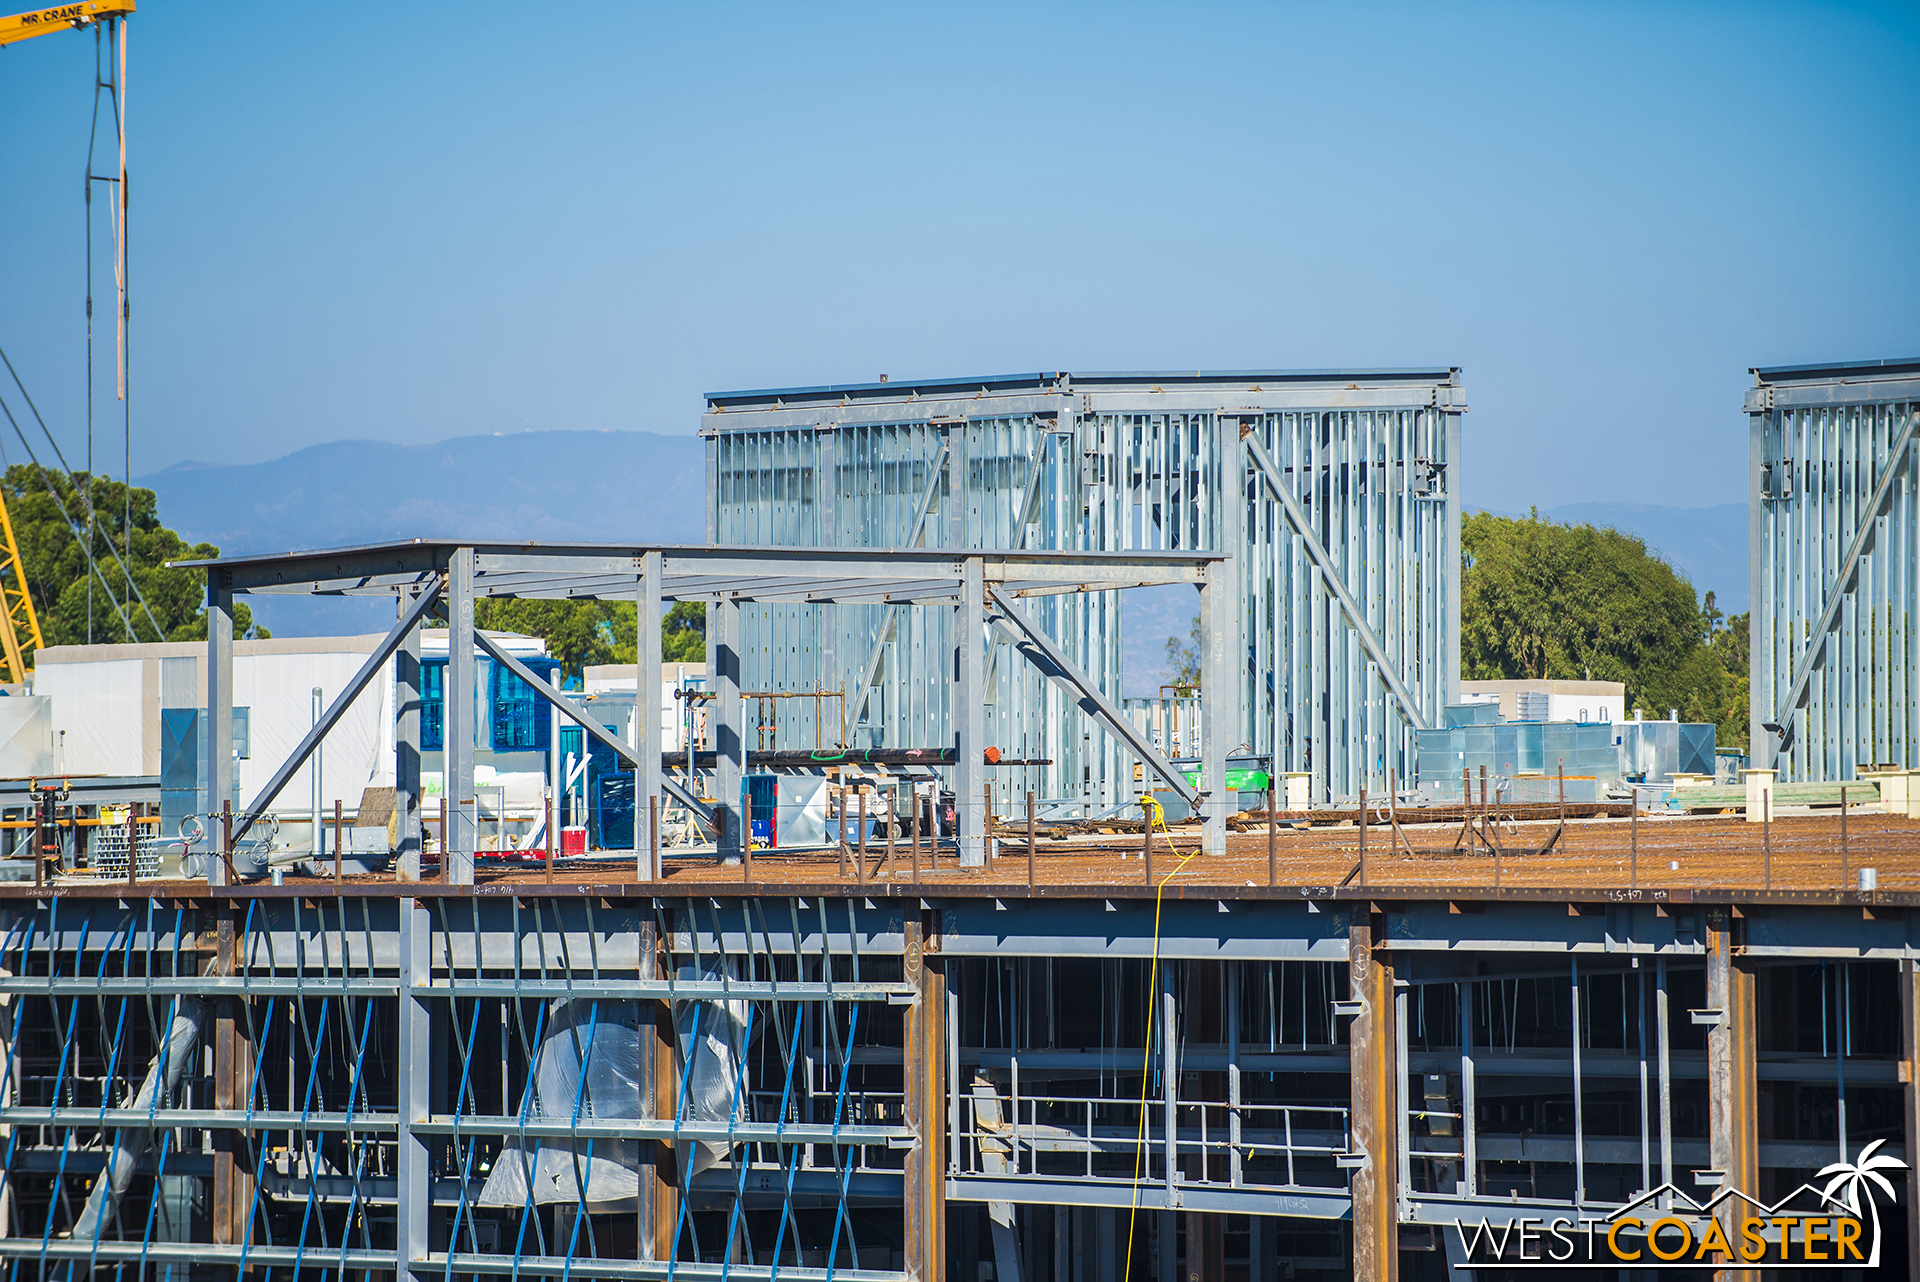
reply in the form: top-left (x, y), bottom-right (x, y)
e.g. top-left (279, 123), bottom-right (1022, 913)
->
top-left (1123, 805), bottom-right (1195, 1280)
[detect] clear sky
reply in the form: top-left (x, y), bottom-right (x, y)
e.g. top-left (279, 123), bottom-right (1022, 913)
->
top-left (2, 1), bottom-right (1915, 512)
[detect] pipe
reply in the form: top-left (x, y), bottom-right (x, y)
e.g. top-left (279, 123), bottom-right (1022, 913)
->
top-left (68, 997), bottom-right (207, 1248)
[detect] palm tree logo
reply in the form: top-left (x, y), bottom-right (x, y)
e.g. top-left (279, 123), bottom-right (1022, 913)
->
top-left (1817, 1139), bottom-right (1908, 1268)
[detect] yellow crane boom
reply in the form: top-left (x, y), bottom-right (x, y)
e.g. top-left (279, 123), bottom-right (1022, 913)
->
top-left (0, 1), bottom-right (132, 48)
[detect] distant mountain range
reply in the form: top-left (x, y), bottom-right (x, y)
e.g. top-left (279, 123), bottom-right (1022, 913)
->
top-left (142, 431), bottom-right (1748, 689)
top-left (142, 429), bottom-right (706, 635)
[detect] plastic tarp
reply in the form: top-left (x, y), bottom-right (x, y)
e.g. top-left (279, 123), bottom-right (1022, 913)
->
top-left (476, 965), bottom-right (753, 1209)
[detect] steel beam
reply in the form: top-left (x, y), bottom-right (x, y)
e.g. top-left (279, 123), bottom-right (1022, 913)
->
top-left (1349, 906), bottom-right (1399, 1282)
top-left (1903, 958), bottom-right (1920, 1282)
top-left (637, 551), bottom-right (663, 877)
top-left (204, 568), bottom-right (235, 885)
top-left (1245, 433), bottom-right (1430, 734)
top-left (231, 581), bottom-right (443, 848)
top-left (1199, 554), bottom-right (1236, 857)
top-left (956, 557), bottom-right (987, 865)
top-left (472, 630), bottom-right (716, 833)
top-left (445, 547), bottom-right (478, 884)
top-left (395, 898), bottom-right (429, 1272)
top-left (986, 586), bottom-right (1199, 808)
top-left (395, 587), bottom-right (424, 881)
top-left (904, 913), bottom-right (945, 1280)
top-left (1705, 907), bottom-right (1757, 1281)
top-left (713, 594), bottom-right (743, 861)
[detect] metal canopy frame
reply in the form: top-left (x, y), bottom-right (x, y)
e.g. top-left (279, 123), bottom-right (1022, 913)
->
top-left (176, 541), bottom-right (1223, 881)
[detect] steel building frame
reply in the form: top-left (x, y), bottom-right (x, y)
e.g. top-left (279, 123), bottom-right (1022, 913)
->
top-left (1749, 358), bottom-right (1920, 780)
top-left (704, 370), bottom-right (1463, 810)
top-left (0, 884), bottom-right (1915, 1281)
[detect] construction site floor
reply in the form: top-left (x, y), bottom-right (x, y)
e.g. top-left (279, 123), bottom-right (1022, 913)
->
top-left (27, 811), bottom-right (1920, 903)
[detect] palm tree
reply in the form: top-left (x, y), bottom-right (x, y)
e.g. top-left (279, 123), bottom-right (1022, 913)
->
top-left (1817, 1138), bottom-right (1908, 1267)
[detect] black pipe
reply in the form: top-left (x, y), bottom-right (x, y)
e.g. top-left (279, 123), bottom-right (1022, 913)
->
top-left (658, 749), bottom-right (1051, 769)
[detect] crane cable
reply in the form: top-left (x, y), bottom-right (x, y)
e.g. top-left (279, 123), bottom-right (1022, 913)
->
top-left (0, 346), bottom-right (159, 641)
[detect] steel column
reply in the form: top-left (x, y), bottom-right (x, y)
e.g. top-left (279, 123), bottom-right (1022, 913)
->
top-left (1349, 906), bottom-right (1398, 1282)
top-left (1200, 554), bottom-right (1235, 857)
top-left (209, 908), bottom-right (251, 1246)
top-left (639, 915), bottom-right (678, 1262)
top-left (636, 551), bottom-right (663, 877)
top-left (395, 588), bottom-right (424, 881)
top-left (1705, 907), bottom-right (1757, 1281)
top-left (1902, 958), bottom-right (1920, 1282)
top-left (396, 897), bottom-right (429, 1271)
top-left (713, 594), bottom-right (743, 862)
top-left (956, 557), bottom-right (986, 865)
top-left (904, 913), bottom-right (945, 1279)
top-left (204, 569), bottom-right (234, 885)
top-left (445, 547), bottom-right (477, 884)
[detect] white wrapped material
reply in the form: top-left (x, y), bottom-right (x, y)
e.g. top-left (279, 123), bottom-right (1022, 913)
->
top-left (478, 999), bottom-right (645, 1210)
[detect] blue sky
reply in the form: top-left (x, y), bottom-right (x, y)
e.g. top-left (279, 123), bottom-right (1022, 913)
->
top-left (2, 1), bottom-right (1915, 511)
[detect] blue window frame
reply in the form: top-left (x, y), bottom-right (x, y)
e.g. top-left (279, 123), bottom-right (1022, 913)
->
top-left (489, 657), bottom-right (561, 753)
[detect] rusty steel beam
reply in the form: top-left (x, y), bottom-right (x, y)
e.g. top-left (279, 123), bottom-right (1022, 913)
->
top-left (904, 912), bottom-right (946, 1279)
top-left (638, 915), bottom-right (678, 1263)
top-left (1348, 906), bottom-right (1399, 1282)
top-left (1903, 959), bottom-right (1920, 1282)
top-left (1705, 907), bottom-right (1758, 1282)
top-left (209, 908), bottom-right (255, 1249)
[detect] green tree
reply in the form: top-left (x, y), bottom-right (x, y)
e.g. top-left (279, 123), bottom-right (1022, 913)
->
top-left (447, 597), bottom-right (708, 682)
top-left (1164, 612), bottom-right (1202, 692)
top-left (2, 465), bottom-right (262, 661)
top-left (1461, 510), bottom-right (1732, 731)
top-left (663, 600), bottom-right (705, 663)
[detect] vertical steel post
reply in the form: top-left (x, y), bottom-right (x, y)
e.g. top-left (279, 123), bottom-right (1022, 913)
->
top-left (395, 587), bottom-right (423, 881)
top-left (333, 799), bottom-right (342, 886)
top-left (1570, 957), bottom-right (1585, 1204)
top-left (712, 593), bottom-right (743, 863)
top-left (636, 550), bottom-right (663, 877)
top-left (956, 556), bottom-right (987, 866)
top-left (904, 912), bottom-right (947, 1279)
top-left (1161, 968), bottom-right (1177, 1200)
top-left (1027, 790), bottom-right (1036, 890)
top-left (396, 897), bottom-right (429, 1273)
top-left (1656, 954), bottom-right (1674, 1201)
top-left (638, 915), bottom-right (679, 1261)
top-left (1900, 958), bottom-right (1920, 1282)
top-left (1348, 905), bottom-right (1398, 1282)
top-left (1705, 907), bottom-right (1757, 1279)
top-left (444, 547), bottom-right (477, 884)
top-left (1458, 979), bottom-right (1476, 1195)
top-left (1267, 784), bottom-right (1276, 887)
top-left (210, 908), bottom-right (251, 1245)
top-left (204, 568), bottom-right (234, 886)
top-left (1199, 555), bottom-right (1235, 858)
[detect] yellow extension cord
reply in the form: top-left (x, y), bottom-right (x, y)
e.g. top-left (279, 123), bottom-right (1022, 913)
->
top-left (1123, 797), bottom-right (1195, 1280)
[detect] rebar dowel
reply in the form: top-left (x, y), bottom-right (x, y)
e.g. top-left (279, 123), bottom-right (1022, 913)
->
top-left (1266, 784), bottom-right (1277, 888)
top-left (836, 789), bottom-right (848, 878)
top-left (984, 782), bottom-right (994, 872)
top-left (1764, 791), bottom-right (1771, 890)
top-left (1026, 790), bottom-right (1036, 890)
top-left (543, 787), bottom-right (554, 885)
top-left (439, 796), bottom-right (448, 882)
top-left (1358, 785), bottom-right (1367, 887)
top-left (223, 799), bottom-right (234, 883)
top-left (649, 795), bottom-right (660, 883)
top-left (743, 791), bottom-right (754, 884)
top-left (1630, 786), bottom-right (1638, 893)
top-left (333, 799), bottom-right (342, 888)
top-left (911, 788), bottom-right (921, 885)
top-left (925, 794), bottom-right (936, 872)
top-left (126, 808), bottom-right (136, 889)
top-left (885, 786), bottom-right (896, 881)
top-left (857, 792), bottom-right (868, 886)
top-left (1143, 804), bottom-right (1153, 885)
top-left (1840, 786), bottom-right (1848, 890)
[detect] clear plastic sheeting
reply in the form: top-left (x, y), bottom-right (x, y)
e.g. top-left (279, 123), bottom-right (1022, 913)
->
top-left (675, 961), bottom-right (754, 1178)
top-left (478, 999), bottom-right (645, 1210)
top-left (476, 970), bottom-right (755, 1208)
